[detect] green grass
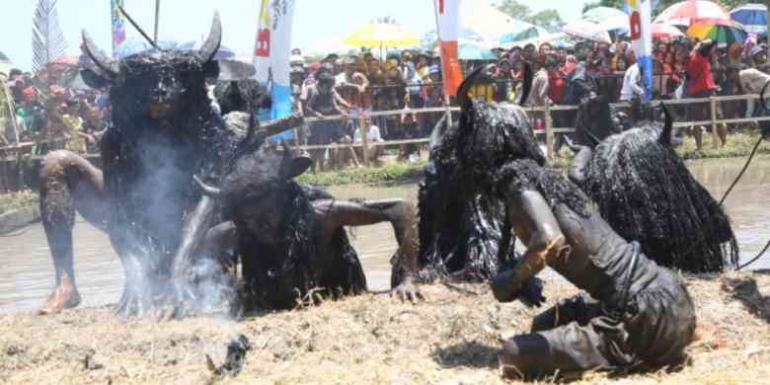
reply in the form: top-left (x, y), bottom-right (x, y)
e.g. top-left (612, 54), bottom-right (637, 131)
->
top-left (297, 160), bottom-right (427, 187)
top-left (0, 190), bottom-right (38, 216)
top-left (677, 131), bottom-right (770, 160)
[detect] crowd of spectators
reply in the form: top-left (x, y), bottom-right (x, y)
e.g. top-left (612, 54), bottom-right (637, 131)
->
top-left (2, 67), bottom-right (109, 155)
top-left (289, 33), bottom-right (769, 156)
top-left (3, 34), bottom-right (769, 162)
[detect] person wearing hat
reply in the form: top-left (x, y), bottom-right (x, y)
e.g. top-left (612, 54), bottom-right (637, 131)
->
top-left (686, 39), bottom-right (723, 150)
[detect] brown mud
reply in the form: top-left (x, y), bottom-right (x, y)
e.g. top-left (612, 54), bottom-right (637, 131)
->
top-left (1, 273), bottom-right (770, 384)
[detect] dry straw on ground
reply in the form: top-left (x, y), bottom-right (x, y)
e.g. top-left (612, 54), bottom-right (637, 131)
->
top-left (1, 272), bottom-right (769, 384)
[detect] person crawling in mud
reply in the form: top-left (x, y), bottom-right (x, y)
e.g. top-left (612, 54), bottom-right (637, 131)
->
top-left (193, 140), bottom-right (422, 311)
top-left (449, 66), bottom-right (696, 378)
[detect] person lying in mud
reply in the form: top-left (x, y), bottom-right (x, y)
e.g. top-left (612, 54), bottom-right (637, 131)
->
top-left (449, 67), bottom-right (695, 378)
top-left (192, 140), bottom-right (422, 310)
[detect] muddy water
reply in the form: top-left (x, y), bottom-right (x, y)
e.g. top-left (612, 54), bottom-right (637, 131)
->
top-left (1, 157), bottom-right (768, 313)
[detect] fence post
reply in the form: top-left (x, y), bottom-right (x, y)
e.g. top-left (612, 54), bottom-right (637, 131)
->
top-left (709, 95), bottom-right (719, 148)
top-left (544, 101), bottom-right (554, 159)
top-left (360, 114), bottom-right (370, 167)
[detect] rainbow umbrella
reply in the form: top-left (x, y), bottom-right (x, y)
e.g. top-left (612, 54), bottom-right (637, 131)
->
top-left (687, 20), bottom-right (747, 46)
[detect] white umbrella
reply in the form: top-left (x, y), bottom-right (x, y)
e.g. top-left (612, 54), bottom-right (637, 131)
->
top-left (583, 6), bottom-right (629, 32)
top-left (562, 20), bottom-right (612, 44)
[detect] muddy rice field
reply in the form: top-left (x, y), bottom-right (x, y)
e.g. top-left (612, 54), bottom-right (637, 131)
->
top-left (1, 157), bottom-right (770, 384)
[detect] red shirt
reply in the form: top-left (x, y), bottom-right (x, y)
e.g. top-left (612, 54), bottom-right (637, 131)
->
top-left (686, 51), bottom-right (716, 95)
top-left (548, 73), bottom-right (565, 103)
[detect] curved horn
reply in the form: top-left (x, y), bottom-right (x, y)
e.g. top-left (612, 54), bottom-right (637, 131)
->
top-left (193, 175), bottom-right (221, 197)
top-left (198, 13), bottom-right (222, 63)
top-left (456, 64), bottom-right (490, 110)
top-left (81, 31), bottom-right (119, 76)
top-left (519, 62), bottom-right (533, 107)
top-left (659, 104), bottom-right (673, 146)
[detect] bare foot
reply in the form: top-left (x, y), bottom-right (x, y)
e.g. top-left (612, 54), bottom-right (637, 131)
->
top-left (38, 276), bottom-right (81, 315)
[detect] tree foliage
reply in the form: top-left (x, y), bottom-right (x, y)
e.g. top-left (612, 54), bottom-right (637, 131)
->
top-left (494, 0), bottom-right (565, 32)
top-left (32, 0), bottom-right (67, 74)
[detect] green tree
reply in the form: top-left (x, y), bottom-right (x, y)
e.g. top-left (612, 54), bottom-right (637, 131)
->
top-left (494, 0), bottom-right (565, 32)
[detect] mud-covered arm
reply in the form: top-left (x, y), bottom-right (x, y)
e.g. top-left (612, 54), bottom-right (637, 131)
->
top-left (567, 145), bottom-right (593, 185)
top-left (313, 199), bottom-right (418, 276)
top-left (491, 189), bottom-right (566, 303)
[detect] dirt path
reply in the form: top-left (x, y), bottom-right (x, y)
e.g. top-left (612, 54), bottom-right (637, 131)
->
top-left (1, 273), bottom-right (769, 384)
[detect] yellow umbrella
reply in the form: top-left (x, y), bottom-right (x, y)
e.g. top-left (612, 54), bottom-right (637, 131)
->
top-left (343, 22), bottom-right (420, 48)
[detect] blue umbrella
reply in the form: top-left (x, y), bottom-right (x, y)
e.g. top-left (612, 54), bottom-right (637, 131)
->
top-left (114, 38), bottom-right (178, 59)
top-left (459, 42), bottom-right (497, 60)
top-left (177, 41), bottom-right (235, 59)
top-left (499, 26), bottom-right (547, 47)
top-left (730, 4), bottom-right (767, 35)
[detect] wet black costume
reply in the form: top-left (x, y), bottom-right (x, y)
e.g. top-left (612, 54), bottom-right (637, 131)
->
top-left (493, 159), bottom-right (696, 377)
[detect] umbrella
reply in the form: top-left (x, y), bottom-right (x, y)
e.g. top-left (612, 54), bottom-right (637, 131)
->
top-left (177, 41), bottom-right (235, 59)
top-left (114, 38), bottom-right (178, 59)
top-left (583, 6), bottom-right (629, 32)
top-left (499, 26), bottom-right (550, 47)
top-left (343, 22), bottom-right (420, 48)
top-left (730, 4), bottom-right (767, 35)
top-left (652, 22), bottom-right (686, 39)
top-left (687, 20), bottom-right (748, 46)
top-left (562, 20), bottom-right (612, 44)
top-left (654, 0), bottom-right (731, 27)
top-left (458, 42), bottom-right (498, 60)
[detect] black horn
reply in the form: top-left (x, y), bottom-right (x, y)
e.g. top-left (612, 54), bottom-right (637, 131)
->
top-left (199, 13), bottom-right (222, 63)
top-left (81, 31), bottom-right (119, 76)
top-left (659, 104), bottom-right (673, 146)
top-left (519, 62), bottom-right (533, 107)
top-left (456, 64), bottom-right (490, 111)
top-left (193, 175), bottom-right (221, 197)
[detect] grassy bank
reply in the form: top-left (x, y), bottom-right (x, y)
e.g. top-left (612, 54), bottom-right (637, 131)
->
top-left (0, 190), bottom-right (37, 216)
top-left (297, 159), bottom-right (427, 187)
top-left (297, 131), bottom-right (769, 187)
top-left (678, 131), bottom-right (770, 160)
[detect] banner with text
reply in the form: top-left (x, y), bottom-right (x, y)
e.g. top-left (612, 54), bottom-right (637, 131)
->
top-left (626, 0), bottom-right (653, 100)
top-left (434, 0), bottom-right (462, 98)
top-left (253, 0), bottom-right (296, 140)
top-left (111, 0), bottom-right (126, 56)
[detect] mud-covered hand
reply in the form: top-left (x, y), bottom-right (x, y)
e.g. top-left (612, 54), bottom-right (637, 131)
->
top-left (490, 270), bottom-right (546, 308)
top-left (390, 274), bottom-right (424, 303)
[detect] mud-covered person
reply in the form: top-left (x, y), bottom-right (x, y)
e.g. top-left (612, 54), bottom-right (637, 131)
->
top-left (448, 67), bottom-right (696, 379)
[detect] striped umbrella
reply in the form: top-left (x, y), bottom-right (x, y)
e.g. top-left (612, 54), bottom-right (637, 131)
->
top-left (652, 22), bottom-right (686, 39)
top-left (562, 20), bottom-right (612, 44)
top-left (654, 0), bottom-right (731, 27)
top-left (687, 20), bottom-right (748, 46)
top-left (730, 4), bottom-right (767, 35)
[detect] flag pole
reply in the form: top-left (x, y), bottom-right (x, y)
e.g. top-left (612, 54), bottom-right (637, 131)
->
top-left (154, 0), bottom-right (160, 44)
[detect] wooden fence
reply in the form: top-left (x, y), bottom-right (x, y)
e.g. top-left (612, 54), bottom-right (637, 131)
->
top-left (1, 93), bottom-right (770, 192)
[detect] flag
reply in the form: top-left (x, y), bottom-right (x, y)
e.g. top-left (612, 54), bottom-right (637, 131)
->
top-left (111, 0), bottom-right (126, 56)
top-left (434, 0), bottom-right (462, 98)
top-left (253, 0), bottom-right (296, 141)
top-left (626, 0), bottom-right (654, 101)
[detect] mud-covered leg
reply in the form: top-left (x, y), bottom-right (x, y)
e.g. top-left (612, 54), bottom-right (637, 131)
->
top-left (566, 144), bottom-right (592, 186)
top-left (38, 150), bottom-right (108, 315)
top-left (313, 199), bottom-right (422, 301)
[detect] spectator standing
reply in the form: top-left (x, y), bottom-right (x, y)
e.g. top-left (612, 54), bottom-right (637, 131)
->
top-left (686, 39), bottom-right (724, 150)
top-left (620, 49), bottom-right (644, 101)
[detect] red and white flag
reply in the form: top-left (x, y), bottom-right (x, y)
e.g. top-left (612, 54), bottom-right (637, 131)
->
top-left (434, 0), bottom-right (462, 98)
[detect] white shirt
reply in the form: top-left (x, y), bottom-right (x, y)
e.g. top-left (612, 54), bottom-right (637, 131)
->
top-left (353, 125), bottom-right (383, 143)
top-left (620, 63), bottom-right (645, 101)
